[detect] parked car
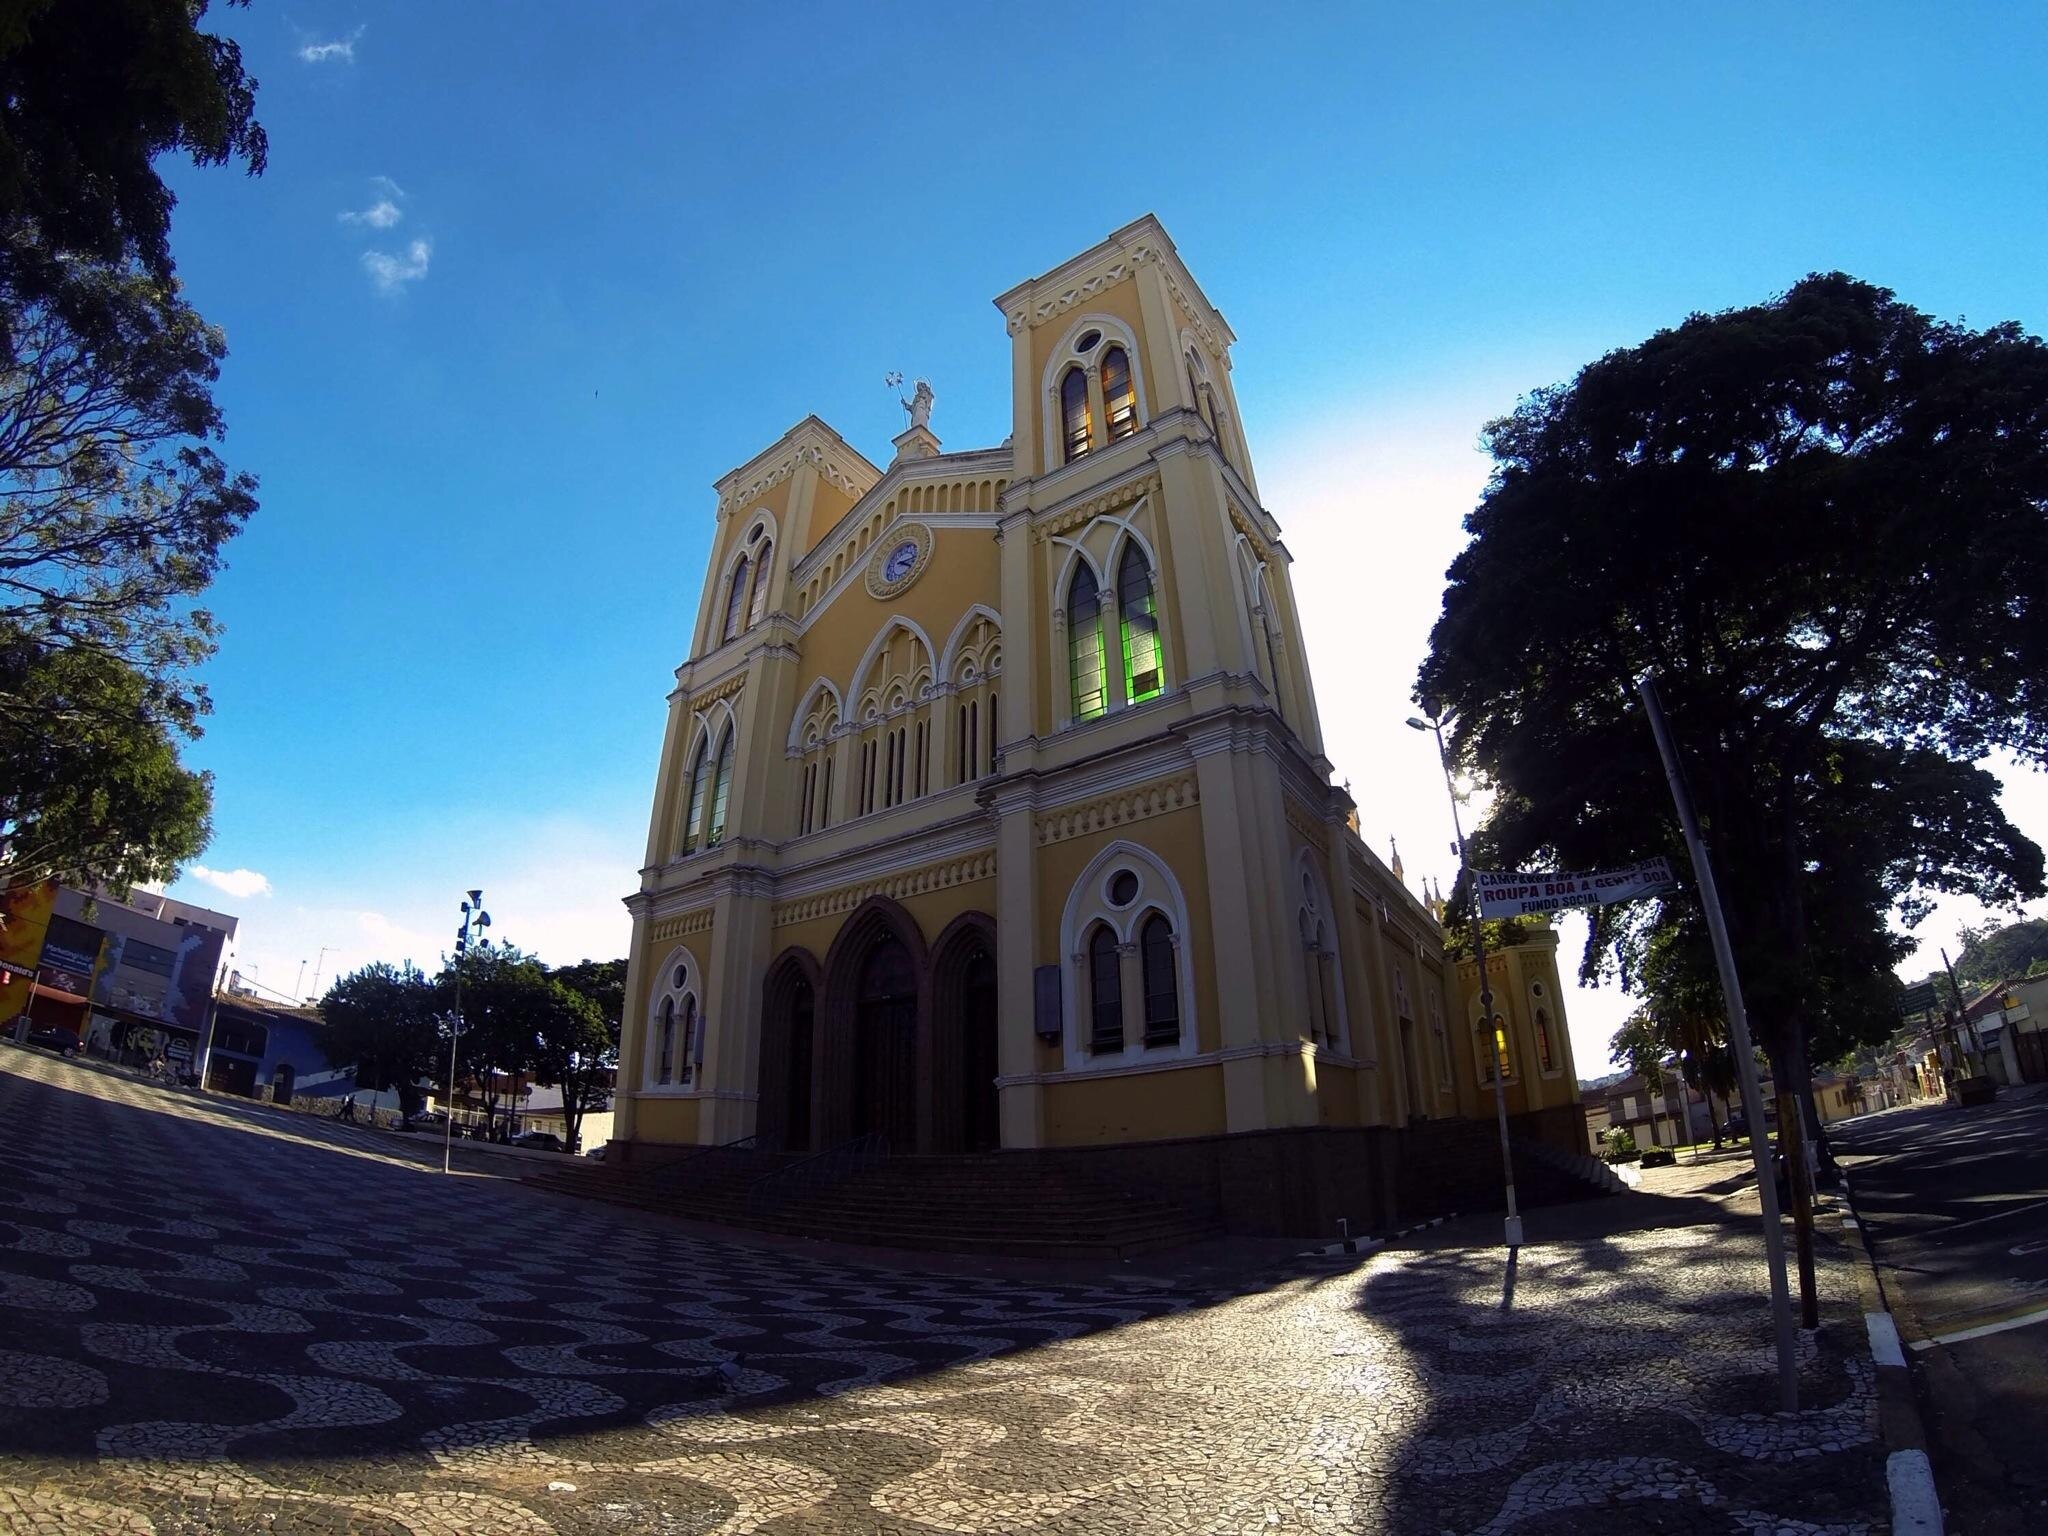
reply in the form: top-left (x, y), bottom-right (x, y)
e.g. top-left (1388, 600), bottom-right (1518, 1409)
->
top-left (23, 1024), bottom-right (81, 1057)
top-left (394, 1110), bottom-right (448, 1134)
top-left (511, 1130), bottom-right (565, 1152)
top-left (584, 1143), bottom-right (608, 1161)
top-left (1722, 1104), bottom-right (1778, 1140)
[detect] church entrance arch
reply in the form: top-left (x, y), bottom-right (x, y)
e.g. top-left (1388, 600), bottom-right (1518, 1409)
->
top-left (820, 897), bottom-right (930, 1151)
top-left (931, 913), bottom-right (1000, 1153)
top-left (758, 949), bottom-right (821, 1153)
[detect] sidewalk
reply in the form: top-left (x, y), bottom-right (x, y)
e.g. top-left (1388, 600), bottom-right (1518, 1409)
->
top-left (1382, 1157), bottom-right (1888, 1533)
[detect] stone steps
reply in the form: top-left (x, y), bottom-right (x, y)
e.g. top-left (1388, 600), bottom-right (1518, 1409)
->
top-left (522, 1147), bottom-right (1221, 1259)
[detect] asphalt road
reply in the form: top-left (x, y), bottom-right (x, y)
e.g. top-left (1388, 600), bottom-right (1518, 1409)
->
top-left (1834, 1092), bottom-right (2048, 1535)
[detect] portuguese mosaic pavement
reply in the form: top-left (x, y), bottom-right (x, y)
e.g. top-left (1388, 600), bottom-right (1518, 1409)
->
top-left (0, 1047), bottom-right (1884, 1534)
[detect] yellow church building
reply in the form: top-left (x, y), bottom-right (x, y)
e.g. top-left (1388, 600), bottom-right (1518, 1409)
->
top-left (610, 216), bottom-right (1585, 1237)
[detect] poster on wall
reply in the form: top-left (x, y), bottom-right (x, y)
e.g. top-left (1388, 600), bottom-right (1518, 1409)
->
top-left (35, 913), bottom-right (104, 999)
top-left (0, 881), bottom-right (57, 1025)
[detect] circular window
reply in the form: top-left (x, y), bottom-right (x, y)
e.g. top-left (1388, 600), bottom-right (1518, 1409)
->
top-left (747, 524), bottom-right (765, 545)
top-left (1531, 982), bottom-right (1546, 998)
top-left (672, 964), bottom-right (687, 989)
top-left (1075, 329), bottom-right (1102, 353)
top-left (1107, 870), bottom-right (1140, 907)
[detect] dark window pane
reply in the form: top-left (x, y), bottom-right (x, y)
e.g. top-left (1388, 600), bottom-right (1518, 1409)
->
top-left (1089, 925), bottom-right (1123, 1054)
top-left (1141, 915), bottom-right (1179, 1047)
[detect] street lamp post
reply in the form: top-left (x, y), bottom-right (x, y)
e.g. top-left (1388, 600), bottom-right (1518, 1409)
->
top-left (1408, 706), bottom-right (1523, 1260)
top-left (444, 889), bottom-right (491, 1176)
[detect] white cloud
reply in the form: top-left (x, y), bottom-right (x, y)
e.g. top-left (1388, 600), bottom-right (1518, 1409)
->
top-left (362, 239), bottom-right (431, 294)
top-left (298, 28), bottom-right (363, 64)
top-left (370, 175), bottom-right (407, 201)
top-left (340, 199), bottom-right (402, 229)
top-left (186, 865), bottom-right (274, 900)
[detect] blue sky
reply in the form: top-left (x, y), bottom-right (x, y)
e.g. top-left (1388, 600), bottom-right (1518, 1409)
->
top-left (158, 3), bottom-right (2048, 1065)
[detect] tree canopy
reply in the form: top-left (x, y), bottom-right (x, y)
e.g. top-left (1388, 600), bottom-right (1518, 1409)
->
top-left (0, 0), bottom-right (265, 350)
top-left (1945, 916), bottom-right (2048, 993)
top-left (1419, 273), bottom-right (2048, 1099)
top-left (318, 963), bottom-right (441, 1117)
top-left (0, 1), bottom-right (263, 888)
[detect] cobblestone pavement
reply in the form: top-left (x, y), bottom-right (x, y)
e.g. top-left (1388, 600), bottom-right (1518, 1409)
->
top-left (0, 1047), bottom-right (1885, 1534)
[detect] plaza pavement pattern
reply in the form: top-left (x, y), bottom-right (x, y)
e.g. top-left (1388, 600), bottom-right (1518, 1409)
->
top-left (0, 1047), bottom-right (1885, 1535)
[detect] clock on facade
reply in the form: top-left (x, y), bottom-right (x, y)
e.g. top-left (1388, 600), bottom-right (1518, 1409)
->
top-left (864, 522), bottom-right (933, 598)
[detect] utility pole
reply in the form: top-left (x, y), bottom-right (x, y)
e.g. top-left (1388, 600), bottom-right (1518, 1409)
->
top-left (308, 946), bottom-right (336, 1004)
top-left (1408, 706), bottom-right (1523, 1279)
top-left (1638, 670), bottom-right (1799, 1411)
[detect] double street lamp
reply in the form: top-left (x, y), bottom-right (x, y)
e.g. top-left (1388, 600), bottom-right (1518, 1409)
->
top-left (1408, 704), bottom-right (1523, 1262)
top-left (441, 888), bottom-right (490, 1176)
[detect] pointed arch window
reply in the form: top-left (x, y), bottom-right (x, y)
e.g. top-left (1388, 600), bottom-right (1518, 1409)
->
top-left (1102, 345), bottom-right (1138, 440)
top-left (1088, 924), bottom-right (1123, 1055)
top-left (1140, 913), bottom-right (1179, 1047)
top-left (722, 556), bottom-right (751, 642)
top-left (1068, 563), bottom-right (1107, 721)
top-left (657, 996), bottom-right (676, 1084)
top-left (707, 726), bottom-right (735, 845)
top-left (1116, 542), bottom-right (1164, 704)
top-left (679, 995), bottom-right (698, 1085)
top-left (1477, 1014), bottom-right (1512, 1084)
top-left (1060, 366), bottom-right (1093, 463)
top-left (747, 540), bottom-right (774, 627)
top-left (1535, 1008), bottom-right (1557, 1074)
top-left (680, 734), bottom-right (712, 853)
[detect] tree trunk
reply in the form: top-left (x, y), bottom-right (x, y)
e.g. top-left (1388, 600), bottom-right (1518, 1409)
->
top-left (1770, 1036), bottom-right (1820, 1328)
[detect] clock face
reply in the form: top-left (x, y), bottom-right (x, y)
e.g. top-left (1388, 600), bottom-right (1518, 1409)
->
top-left (883, 540), bottom-right (919, 582)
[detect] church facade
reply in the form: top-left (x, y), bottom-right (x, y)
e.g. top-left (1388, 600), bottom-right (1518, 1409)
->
top-left (611, 216), bottom-right (1583, 1232)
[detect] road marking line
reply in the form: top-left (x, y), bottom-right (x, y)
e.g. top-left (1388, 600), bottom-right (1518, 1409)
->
top-left (1866, 1311), bottom-right (1906, 1368)
top-left (1923, 1197), bottom-right (2048, 1235)
top-left (1908, 1302), bottom-right (2048, 1351)
top-left (2010, 1237), bottom-right (2048, 1257)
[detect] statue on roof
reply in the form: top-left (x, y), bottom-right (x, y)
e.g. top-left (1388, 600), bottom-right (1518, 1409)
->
top-left (901, 377), bottom-right (934, 431)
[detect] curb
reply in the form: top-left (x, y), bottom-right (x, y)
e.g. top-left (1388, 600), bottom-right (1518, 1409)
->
top-left (1837, 1173), bottom-right (1944, 1535)
top-left (1299, 1212), bottom-right (1455, 1259)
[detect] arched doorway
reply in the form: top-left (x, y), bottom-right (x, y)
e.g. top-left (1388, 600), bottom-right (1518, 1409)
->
top-left (930, 913), bottom-right (1000, 1153)
top-left (758, 949), bottom-right (821, 1153)
top-left (853, 936), bottom-right (917, 1147)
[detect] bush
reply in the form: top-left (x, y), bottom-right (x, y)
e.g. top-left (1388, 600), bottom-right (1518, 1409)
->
top-left (1601, 1127), bottom-right (1640, 1163)
top-left (1641, 1147), bottom-right (1677, 1168)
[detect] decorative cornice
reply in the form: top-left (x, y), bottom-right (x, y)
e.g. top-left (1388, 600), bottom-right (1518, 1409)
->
top-left (648, 908), bottom-right (715, 946)
top-left (1034, 472), bottom-right (1161, 544)
top-left (719, 439), bottom-right (873, 520)
top-left (686, 673), bottom-right (747, 715)
top-left (1283, 793), bottom-right (1329, 851)
top-left (772, 850), bottom-right (997, 928)
top-left (1035, 773), bottom-right (1199, 847)
top-left (1001, 238), bottom-right (1229, 361)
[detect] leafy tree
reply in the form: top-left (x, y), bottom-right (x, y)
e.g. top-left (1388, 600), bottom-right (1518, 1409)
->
top-left (0, 268), bottom-right (256, 717)
top-left (0, 641), bottom-right (211, 888)
top-left (318, 963), bottom-right (440, 1117)
top-left (1419, 273), bottom-right (2048, 1127)
top-left (547, 958), bottom-right (625, 1152)
top-left (0, 2), bottom-right (264, 884)
top-left (438, 946), bottom-right (551, 1134)
top-left (0, 0), bottom-right (265, 354)
top-left (1949, 917), bottom-right (2048, 993)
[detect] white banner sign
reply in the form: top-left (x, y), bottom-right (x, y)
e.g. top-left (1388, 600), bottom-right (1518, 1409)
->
top-left (1475, 858), bottom-right (1676, 920)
